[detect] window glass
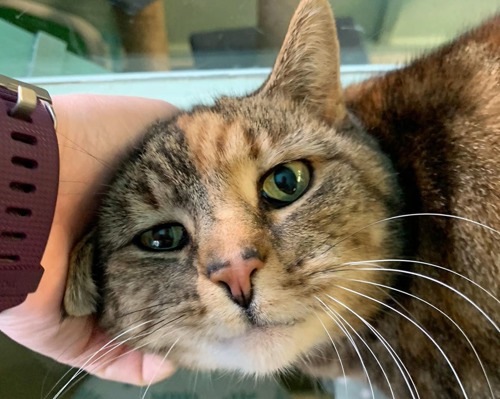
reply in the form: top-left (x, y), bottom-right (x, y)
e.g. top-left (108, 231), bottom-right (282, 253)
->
top-left (1, 0), bottom-right (498, 78)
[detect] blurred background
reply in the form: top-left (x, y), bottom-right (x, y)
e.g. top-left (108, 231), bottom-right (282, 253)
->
top-left (0, 0), bottom-right (498, 77)
top-left (1, 1), bottom-right (499, 398)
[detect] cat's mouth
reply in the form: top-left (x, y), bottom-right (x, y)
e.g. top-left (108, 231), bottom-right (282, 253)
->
top-left (245, 308), bottom-right (302, 328)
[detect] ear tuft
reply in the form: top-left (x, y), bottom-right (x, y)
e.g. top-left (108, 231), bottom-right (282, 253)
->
top-left (63, 231), bottom-right (99, 317)
top-left (258, 0), bottom-right (346, 123)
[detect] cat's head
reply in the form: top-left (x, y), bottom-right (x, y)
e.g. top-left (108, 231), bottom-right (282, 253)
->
top-left (65, 0), bottom-right (402, 374)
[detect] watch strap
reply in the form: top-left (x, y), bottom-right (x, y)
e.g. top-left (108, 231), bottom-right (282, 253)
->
top-left (0, 75), bottom-right (59, 312)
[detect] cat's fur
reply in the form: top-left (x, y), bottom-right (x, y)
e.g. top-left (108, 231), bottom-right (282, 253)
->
top-left (65, 0), bottom-right (499, 397)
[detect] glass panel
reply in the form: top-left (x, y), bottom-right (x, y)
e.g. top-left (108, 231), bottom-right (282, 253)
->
top-left (0, 0), bottom-right (498, 78)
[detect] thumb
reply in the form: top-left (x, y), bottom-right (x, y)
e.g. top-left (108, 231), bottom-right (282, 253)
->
top-left (141, 352), bottom-right (178, 385)
top-left (88, 348), bottom-right (176, 386)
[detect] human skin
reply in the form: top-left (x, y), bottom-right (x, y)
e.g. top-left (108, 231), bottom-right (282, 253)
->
top-left (0, 94), bottom-right (178, 385)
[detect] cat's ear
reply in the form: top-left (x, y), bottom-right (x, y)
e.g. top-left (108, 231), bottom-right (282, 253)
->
top-left (63, 231), bottom-right (99, 317)
top-left (258, 0), bottom-right (346, 123)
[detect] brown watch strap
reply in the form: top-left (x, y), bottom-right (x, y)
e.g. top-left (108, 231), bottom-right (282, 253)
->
top-left (0, 76), bottom-right (59, 312)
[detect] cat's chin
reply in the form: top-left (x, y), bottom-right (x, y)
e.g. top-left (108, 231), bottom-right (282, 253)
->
top-left (179, 316), bottom-right (329, 375)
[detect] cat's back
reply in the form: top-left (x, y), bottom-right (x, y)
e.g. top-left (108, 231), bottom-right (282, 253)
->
top-left (346, 13), bottom-right (500, 149)
top-left (345, 13), bottom-right (500, 260)
top-left (344, 16), bottom-right (499, 397)
top-left (347, 9), bottom-right (499, 332)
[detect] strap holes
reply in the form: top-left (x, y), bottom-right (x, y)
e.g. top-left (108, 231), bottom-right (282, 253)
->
top-left (0, 255), bottom-right (20, 263)
top-left (0, 232), bottom-right (26, 240)
top-left (10, 182), bottom-right (36, 193)
top-left (11, 132), bottom-right (37, 145)
top-left (11, 156), bottom-right (38, 169)
top-left (6, 207), bottom-right (32, 217)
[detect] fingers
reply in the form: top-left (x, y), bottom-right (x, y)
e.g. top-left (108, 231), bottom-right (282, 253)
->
top-left (141, 352), bottom-right (177, 385)
top-left (81, 343), bottom-right (176, 385)
top-left (57, 326), bottom-right (176, 386)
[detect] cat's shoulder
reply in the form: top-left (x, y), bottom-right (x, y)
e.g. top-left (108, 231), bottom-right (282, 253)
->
top-left (455, 13), bottom-right (500, 52)
top-left (439, 13), bottom-right (499, 70)
top-left (345, 14), bottom-right (500, 134)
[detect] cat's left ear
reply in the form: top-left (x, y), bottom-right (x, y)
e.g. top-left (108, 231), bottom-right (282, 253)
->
top-left (63, 230), bottom-right (99, 317)
top-left (258, 0), bottom-right (346, 123)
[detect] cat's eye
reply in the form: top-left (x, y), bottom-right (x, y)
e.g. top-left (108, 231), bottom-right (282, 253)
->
top-left (260, 161), bottom-right (311, 208)
top-left (135, 223), bottom-right (188, 251)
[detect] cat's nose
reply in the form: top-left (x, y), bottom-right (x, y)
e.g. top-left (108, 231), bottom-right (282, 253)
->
top-left (208, 248), bottom-right (264, 308)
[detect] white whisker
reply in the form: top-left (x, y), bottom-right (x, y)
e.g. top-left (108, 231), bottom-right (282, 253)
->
top-left (349, 264), bottom-right (499, 333)
top-left (379, 213), bottom-right (499, 235)
top-left (334, 285), bottom-right (469, 398)
top-left (344, 259), bottom-right (499, 304)
top-left (140, 336), bottom-right (180, 399)
top-left (319, 298), bottom-right (398, 399)
top-left (49, 319), bottom-right (156, 399)
top-left (60, 329), bottom-right (180, 397)
top-left (324, 294), bottom-right (419, 399)
top-left (331, 213), bottom-right (499, 250)
top-left (50, 313), bottom-right (186, 399)
top-left (190, 368), bottom-right (200, 398)
top-left (315, 296), bottom-right (376, 399)
top-left (313, 310), bottom-right (348, 398)
top-left (338, 277), bottom-right (495, 399)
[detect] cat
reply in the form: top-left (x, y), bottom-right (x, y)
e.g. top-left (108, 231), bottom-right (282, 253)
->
top-left (64, 0), bottom-right (500, 397)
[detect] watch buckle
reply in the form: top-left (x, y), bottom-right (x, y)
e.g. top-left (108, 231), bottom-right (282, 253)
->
top-left (0, 74), bottom-right (56, 129)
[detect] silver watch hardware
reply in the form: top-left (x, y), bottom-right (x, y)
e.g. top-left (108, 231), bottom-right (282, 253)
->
top-left (0, 74), bottom-right (56, 129)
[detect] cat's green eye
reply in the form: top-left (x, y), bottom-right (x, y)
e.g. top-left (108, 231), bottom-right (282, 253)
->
top-left (136, 223), bottom-right (188, 252)
top-left (261, 161), bottom-right (311, 208)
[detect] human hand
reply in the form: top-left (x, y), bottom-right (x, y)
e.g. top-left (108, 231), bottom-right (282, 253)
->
top-left (0, 94), bottom-right (179, 386)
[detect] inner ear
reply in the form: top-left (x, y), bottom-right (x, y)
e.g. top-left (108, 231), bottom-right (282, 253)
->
top-left (63, 231), bottom-right (99, 317)
top-left (257, 0), bottom-right (346, 123)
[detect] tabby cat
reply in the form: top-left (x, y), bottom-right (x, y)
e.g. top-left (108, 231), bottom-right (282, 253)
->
top-left (64, 0), bottom-right (500, 397)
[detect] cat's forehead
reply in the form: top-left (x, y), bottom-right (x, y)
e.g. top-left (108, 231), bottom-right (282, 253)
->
top-left (174, 97), bottom-right (329, 177)
top-left (176, 108), bottom-right (256, 175)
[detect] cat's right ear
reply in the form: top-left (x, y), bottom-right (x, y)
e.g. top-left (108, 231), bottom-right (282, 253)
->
top-left (257, 0), bottom-right (346, 124)
top-left (63, 230), bottom-right (99, 317)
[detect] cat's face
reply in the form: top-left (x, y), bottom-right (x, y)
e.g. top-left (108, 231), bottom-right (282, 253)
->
top-left (93, 95), bottom-right (401, 373)
top-left (65, 0), bottom-right (401, 374)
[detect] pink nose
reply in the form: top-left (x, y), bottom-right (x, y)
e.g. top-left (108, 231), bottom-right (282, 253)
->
top-left (209, 257), bottom-right (264, 308)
